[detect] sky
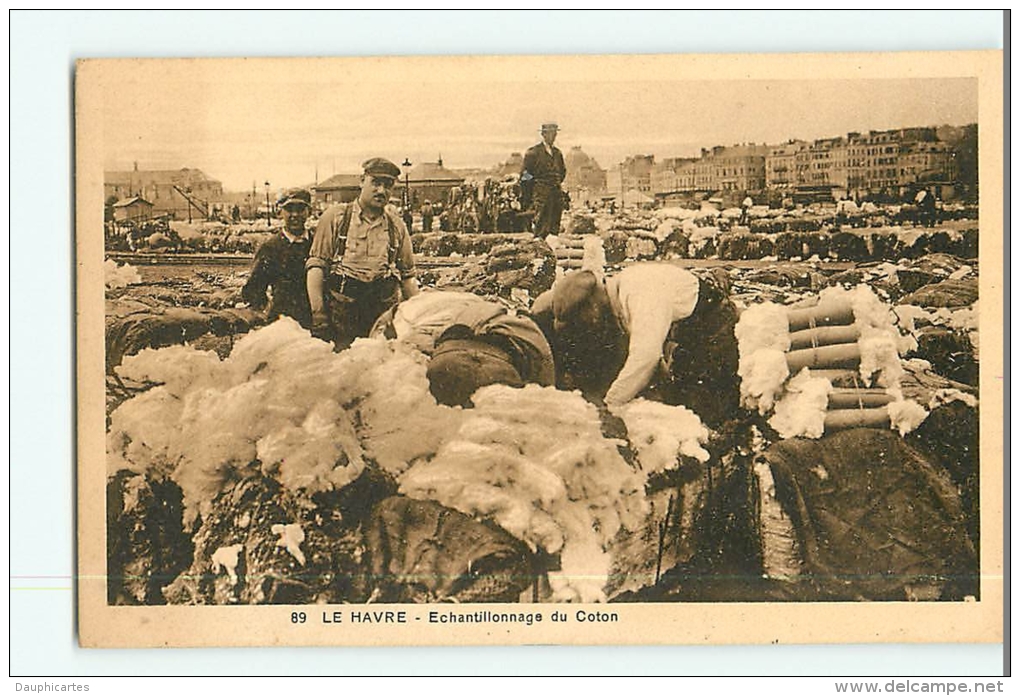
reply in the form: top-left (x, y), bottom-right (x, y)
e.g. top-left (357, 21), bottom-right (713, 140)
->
top-left (96, 60), bottom-right (978, 194)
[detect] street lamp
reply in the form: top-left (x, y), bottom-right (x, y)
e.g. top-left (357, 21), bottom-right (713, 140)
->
top-left (264, 181), bottom-right (271, 228)
top-left (402, 158), bottom-right (412, 209)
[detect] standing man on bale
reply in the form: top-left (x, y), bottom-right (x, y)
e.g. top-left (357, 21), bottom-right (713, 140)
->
top-left (241, 187), bottom-right (314, 328)
top-left (306, 158), bottom-right (420, 349)
top-left (521, 122), bottom-right (567, 238)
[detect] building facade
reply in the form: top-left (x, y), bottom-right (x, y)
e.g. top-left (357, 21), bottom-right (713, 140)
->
top-left (618, 155), bottom-right (655, 194)
top-left (312, 174), bottom-right (362, 209)
top-left (563, 146), bottom-right (607, 202)
top-left (111, 197), bottom-right (154, 223)
top-left (104, 165), bottom-right (223, 220)
top-left (766, 140), bottom-right (810, 189)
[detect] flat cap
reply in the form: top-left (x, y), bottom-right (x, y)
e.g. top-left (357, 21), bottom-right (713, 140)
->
top-left (362, 157), bottom-right (402, 180)
top-left (549, 270), bottom-right (600, 322)
top-left (277, 187), bottom-right (312, 207)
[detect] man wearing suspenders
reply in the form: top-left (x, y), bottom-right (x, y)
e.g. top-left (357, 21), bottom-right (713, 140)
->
top-left (306, 158), bottom-right (420, 349)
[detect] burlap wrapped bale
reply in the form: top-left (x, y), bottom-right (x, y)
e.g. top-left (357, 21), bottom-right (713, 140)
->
top-left (659, 230), bottom-right (691, 259)
top-left (162, 474), bottom-right (376, 605)
top-left (105, 306), bottom-right (261, 372)
top-left (900, 278), bottom-right (979, 308)
top-left (904, 231), bottom-right (956, 259)
top-left (717, 233), bottom-right (775, 261)
top-left (436, 240), bottom-right (556, 298)
top-left (760, 429), bottom-right (977, 601)
top-left (107, 472), bottom-right (194, 605)
top-left (787, 218), bottom-right (821, 233)
top-left (896, 254), bottom-right (970, 293)
top-left (908, 401), bottom-right (980, 546)
top-left (568, 215), bottom-right (597, 237)
top-left (602, 230), bottom-right (630, 264)
top-left (420, 233), bottom-right (461, 257)
top-left (828, 232), bottom-right (870, 262)
top-left (364, 496), bottom-right (533, 603)
top-left (869, 232), bottom-right (906, 262)
top-left (914, 326), bottom-right (978, 385)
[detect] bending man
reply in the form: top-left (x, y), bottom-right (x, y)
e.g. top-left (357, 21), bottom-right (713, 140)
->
top-left (530, 263), bottom-right (740, 426)
top-left (371, 290), bottom-right (555, 407)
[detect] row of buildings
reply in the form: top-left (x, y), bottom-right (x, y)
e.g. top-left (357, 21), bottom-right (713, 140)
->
top-left (608, 126), bottom-right (970, 205)
top-left (105, 160), bottom-right (471, 222)
top-left (104, 124), bottom-right (975, 222)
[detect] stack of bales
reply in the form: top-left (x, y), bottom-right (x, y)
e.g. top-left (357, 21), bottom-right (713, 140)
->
top-left (736, 285), bottom-right (927, 440)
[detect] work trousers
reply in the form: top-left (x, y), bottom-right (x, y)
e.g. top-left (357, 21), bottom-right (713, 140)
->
top-left (326, 275), bottom-right (400, 350)
top-left (531, 183), bottom-right (564, 238)
top-left (660, 277), bottom-right (741, 427)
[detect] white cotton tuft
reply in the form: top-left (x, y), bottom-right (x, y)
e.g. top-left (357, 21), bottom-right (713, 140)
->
top-left (887, 399), bottom-right (929, 436)
top-left (738, 348), bottom-right (790, 414)
top-left (768, 369), bottom-right (832, 439)
top-left (107, 320), bottom-right (461, 526)
top-left (581, 236), bottom-right (606, 281)
top-left (611, 399), bottom-right (711, 472)
top-left (398, 384), bottom-right (648, 602)
top-left (105, 259), bottom-right (141, 289)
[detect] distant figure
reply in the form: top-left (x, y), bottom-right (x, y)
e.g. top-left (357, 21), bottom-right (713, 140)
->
top-left (915, 189), bottom-right (936, 228)
top-left (241, 188), bottom-right (314, 328)
top-left (421, 200), bottom-right (434, 233)
top-left (740, 195), bottom-right (754, 226)
top-left (521, 122), bottom-right (566, 238)
top-left (306, 158), bottom-right (420, 349)
top-left (231, 204), bottom-right (241, 223)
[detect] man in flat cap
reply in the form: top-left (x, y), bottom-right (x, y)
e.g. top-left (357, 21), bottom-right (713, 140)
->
top-left (306, 158), bottom-right (419, 349)
top-left (521, 122), bottom-right (567, 238)
top-left (241, 187), bottom-right (314, 328)
top-left (530, 263), bottom-right (740, 427)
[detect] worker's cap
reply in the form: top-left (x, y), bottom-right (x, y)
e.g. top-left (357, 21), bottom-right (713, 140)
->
top-left (426, 335), bottom-right (523, 407)
top-left (531, 270), bottom-right (600, 324)
top-left (540, 122), bottom-right (559, 132)
top-left (277, 188), bottom-right (312, 208)
top-left (362, 157), bottom-right (402, 180)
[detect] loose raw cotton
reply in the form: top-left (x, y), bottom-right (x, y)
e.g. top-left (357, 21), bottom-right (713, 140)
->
top-left (612, 399), bottom-right (711, 472)
top-left (399, 384), bottom-right (648, 603)
top-left (108, 319), bottom-right (462, 526)
top-left (109, 327), bottom-right (661, 602)
top-left (735, 302), bottom-right (791, 413)
top-left (768, 369), bottom-right (832, 439)
top-left (581, 235), bottom-right (607, 281)
top-left (105, 259), bottom-right (141, 289)
top-left (886, 397), bottom-right (930, 436)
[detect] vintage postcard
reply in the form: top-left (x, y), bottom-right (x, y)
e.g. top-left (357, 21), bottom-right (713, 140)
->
top-left (76, 51), bottom-right (1003, 648)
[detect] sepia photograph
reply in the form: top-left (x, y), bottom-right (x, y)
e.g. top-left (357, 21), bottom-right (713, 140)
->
top-left (74, 49), bottom-right (1004, 649)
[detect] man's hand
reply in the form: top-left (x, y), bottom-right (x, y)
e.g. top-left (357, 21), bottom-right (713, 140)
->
top-left (594, 399), bottom-right (629, 442)
top-left (310, 312), bottom-right (331, 341)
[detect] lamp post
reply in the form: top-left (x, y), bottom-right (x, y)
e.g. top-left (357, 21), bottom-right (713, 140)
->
top-left (402, 158), bottom-right (412, 210)
top-left (264, 181), bottom-right (271, 228)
